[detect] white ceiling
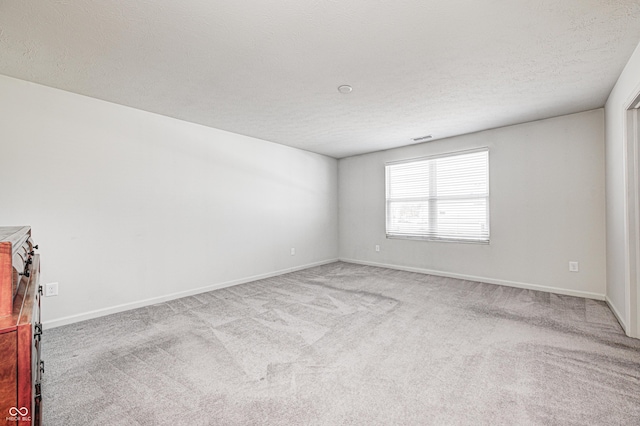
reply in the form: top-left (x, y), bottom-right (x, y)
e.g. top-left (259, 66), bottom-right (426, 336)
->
top-left (2, 1), bottom-right (640, 158)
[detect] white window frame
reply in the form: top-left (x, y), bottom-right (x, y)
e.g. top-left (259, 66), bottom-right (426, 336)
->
top-left (385, 147), bottom-right (490, 244)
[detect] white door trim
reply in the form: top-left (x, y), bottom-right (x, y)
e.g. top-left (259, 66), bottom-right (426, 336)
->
top-left (624, 92), bottom-right (640, 338)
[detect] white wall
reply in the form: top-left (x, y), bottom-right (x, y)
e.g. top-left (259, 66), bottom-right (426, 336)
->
top-left (605, 40), bottom-right (640, 334)
top-left (0, 75), bottom-right (338, 327)
top-left (339, 110), bottom-right (606, 299)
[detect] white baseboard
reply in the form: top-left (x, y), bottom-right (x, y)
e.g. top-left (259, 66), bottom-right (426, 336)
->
top-left (43, 258), bottom-right (339, 329)
top-left (605, 296), bottom-right (628, 333)
top-left (339, 258), bottom-right (606, 301)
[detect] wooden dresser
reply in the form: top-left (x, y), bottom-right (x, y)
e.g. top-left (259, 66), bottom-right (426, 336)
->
top-left (0, 227), bottom-right (42, 426)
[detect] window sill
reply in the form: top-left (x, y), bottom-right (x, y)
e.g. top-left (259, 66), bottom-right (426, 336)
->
top-left (385, 234), bottom-right (490, 245)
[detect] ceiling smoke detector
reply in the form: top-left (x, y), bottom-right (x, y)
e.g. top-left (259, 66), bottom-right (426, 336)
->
top-left (337, 85), bottom-right (353, 94)
top-left (412, 135), bottom-right (433, 142)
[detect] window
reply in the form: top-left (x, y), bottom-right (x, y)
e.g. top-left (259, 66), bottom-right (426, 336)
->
top-left (385, 148), bottom-right (489, 243)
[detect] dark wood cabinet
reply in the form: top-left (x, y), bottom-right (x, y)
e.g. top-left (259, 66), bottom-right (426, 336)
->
top-left (0, 227), bottom-right (42, 426)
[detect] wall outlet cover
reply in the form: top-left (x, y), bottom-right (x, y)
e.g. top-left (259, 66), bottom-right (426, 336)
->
top-left (569, 261), bottom-right (579, 272)
top-left (45, 282), bottom-right (59, 297)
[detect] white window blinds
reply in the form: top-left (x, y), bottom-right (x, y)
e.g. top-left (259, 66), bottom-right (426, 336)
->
top-left (385, 148), bottom-right (490, 243)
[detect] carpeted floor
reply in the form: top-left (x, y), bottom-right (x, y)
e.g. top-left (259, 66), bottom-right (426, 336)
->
top-left (43, 262), bottom-right (640, 425)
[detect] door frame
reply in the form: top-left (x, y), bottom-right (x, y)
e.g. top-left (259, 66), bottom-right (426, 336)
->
top-left (624, 92), bottom-right (640, 338)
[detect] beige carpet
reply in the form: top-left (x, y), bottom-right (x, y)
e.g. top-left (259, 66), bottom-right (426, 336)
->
top-left (43, 262), bottom-right (640, 425)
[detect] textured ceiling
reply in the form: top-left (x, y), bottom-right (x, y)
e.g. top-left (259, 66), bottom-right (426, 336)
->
top-left (2, 1), bottom-right (640, 158)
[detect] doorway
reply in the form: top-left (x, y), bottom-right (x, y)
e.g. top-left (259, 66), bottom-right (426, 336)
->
top-left (625, 95), bottom-right (640, 338)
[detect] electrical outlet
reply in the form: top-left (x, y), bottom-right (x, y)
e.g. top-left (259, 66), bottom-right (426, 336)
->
top-left (290, 248), bottom-right (295, 256)
top-left (375, 245), bottom-right (380, 252)
top-left (45, 282), bottom-right (58, 297)
top-left (569, 261), bottom-right (579, 272)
